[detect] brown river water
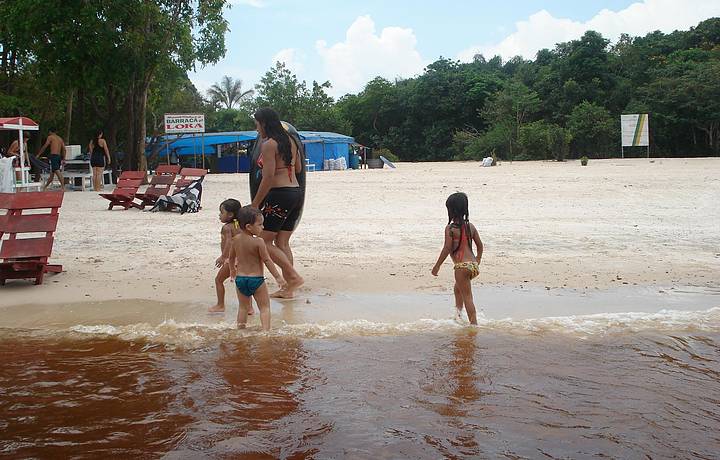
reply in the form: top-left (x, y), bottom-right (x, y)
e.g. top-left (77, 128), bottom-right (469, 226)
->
top-left (1, 286), bottom-right (719, 459)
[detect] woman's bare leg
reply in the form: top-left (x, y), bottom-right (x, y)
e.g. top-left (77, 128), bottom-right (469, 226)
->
top-left (261, 230), bottom-right (303, 298)
top-left (275, 230), bottom-right (294, 265)
top-left (92, 167), bottom-right (100, 191)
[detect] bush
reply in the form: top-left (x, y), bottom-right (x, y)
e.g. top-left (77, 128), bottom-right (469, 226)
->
top-left (464, 124), bottom-right (512, 160)
top-left (580, 156), bottom-right (589, 166)
top-left (374, 148), bottom-right (399, 162)
top-left (517, 121), bottom-right (571, 161)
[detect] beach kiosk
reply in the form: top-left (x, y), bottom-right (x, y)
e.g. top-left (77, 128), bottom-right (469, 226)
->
top-left (0, 116), bottom-right (41, 191)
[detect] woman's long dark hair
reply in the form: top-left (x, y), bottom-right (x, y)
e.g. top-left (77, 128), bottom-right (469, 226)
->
top-left (446, 192), bottom-right (471, 254)
top-left (254, 107), bottom-right (292, 166)
top-left (93, 130), bottom-right (103, 151)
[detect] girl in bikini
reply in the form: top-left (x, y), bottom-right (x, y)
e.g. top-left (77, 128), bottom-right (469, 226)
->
top-left (208, 198), bottom-right (254, 316)
top-left (431, 192), bottom-right (484, 325)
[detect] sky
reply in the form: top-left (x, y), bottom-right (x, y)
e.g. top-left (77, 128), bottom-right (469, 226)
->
top-left (189, 0), bottom-right (720, 98)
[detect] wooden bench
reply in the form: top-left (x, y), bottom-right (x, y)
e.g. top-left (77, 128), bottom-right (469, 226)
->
top-left (0, 191), bottom-right (64, 285)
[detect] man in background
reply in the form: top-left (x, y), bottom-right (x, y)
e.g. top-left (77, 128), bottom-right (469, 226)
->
top-left (36, 127), bottom-right (66, 191)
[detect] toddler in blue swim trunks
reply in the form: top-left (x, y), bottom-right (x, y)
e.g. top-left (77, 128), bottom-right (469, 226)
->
top-left (228, 205), bottom-right (286, 330)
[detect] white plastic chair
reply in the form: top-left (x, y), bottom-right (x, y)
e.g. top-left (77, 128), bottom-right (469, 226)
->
top-left (305, 158), bottom-right (315, 172)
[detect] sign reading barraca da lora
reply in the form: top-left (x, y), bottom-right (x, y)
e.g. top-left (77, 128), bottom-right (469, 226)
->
top-left (164, 114), bottom-right (205, 134)
top-left (620, 114), bottom-right (649, 147)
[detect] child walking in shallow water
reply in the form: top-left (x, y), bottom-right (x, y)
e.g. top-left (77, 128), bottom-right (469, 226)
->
top-left (208, 199), bottom-right (253, 316)
top-left (431, 192), bottom-right (484, 325)
top-left (229, 206), bottom-right (286, 330)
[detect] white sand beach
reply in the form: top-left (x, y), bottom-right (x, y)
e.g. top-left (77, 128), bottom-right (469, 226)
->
top-left (2, 158), bottom-right (719, 307)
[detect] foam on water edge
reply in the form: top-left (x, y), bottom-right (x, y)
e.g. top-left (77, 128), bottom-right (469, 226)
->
top-left (52, 307), bottom-right (720, 346)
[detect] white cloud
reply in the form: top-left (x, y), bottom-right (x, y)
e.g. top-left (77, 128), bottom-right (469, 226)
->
top-left (316, 15), bottom-right (426, 96)
top-left (272, 48), bottom-right (305, 74)
top-left (457, 0), bottom-right (720, 62)
top-left (229, 0), bottom-right (265, 7)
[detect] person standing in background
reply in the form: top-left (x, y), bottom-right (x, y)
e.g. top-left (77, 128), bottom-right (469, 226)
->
top-left (36, 128), bottom-right (66, 191)
top-left (88, 130), bottom-right (111, 191)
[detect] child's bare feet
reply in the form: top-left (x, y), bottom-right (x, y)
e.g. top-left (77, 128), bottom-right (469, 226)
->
top-left (237, 322), bottom-right (246, 329)
top-left (208, 304), bottom-right (225, 313)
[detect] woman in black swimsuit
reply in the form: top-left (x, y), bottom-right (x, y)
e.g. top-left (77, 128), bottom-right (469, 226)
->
top-left (250, 108), bottom-right (304, 298)
top-left (87, 130), bottom-right (111, 191)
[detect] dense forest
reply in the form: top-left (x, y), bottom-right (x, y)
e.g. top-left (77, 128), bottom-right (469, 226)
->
top-left (1, 0), bottom-right (718, 167)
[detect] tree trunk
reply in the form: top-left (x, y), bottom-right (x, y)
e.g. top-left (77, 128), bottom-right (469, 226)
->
top-left (133, 81), bottom-right (150, 171)
top-left (125, 83), bottom-right (136, 171)
top-left (64, 89), bottom-right (74, 143)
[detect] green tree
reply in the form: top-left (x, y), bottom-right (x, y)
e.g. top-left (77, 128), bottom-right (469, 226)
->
top-left (254, 62), bottom-right (307, 122)
top-left (481, 79), bottom-right (540, 160)
top-left (567, 101), bottom-right (617, 157)
top-left (5, 0), bottom-right (230, 170)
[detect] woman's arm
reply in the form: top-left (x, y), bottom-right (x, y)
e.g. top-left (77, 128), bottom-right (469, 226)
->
top-left (292, 138), bottom-right (302, 174)
top-left (431, 225), bottom-right (453, 276)
top-left (101, 139), bottom-right (111, 164)
top-left (258, 239), bottom-right (286, 287)
top-left (251, 140), bottom-right (276, 208)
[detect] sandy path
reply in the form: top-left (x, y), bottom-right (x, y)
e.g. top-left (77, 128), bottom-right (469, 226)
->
top-left (2, 158), bottom-right (718, 307)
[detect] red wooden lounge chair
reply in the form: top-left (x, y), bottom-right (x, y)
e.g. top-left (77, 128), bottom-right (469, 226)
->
top-left (98, 170), bottom-right (146, 210)
top-left (0, 191), bottom-right (64, 285)
top-left (134, 174), bottom-right (176, 209)
top-left (155, 164), bottom-right (181, 176)
top-left (174, 167), bottom-right (208, 193)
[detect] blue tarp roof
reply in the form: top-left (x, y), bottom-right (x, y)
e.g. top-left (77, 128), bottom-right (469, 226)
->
top-left (151, 130), bottom-right (354, 157)
top-left (299, 131), bottom-right (355, 144)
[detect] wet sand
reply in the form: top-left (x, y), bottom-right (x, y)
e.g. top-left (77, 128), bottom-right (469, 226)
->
top-left (2, 158), bottom-right (719, 307)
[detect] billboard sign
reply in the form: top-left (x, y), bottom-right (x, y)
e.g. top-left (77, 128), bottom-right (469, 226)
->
top-left (621, 114), bottom-right (649, 147)
top-left (164, 113), bottom-right (205, 134)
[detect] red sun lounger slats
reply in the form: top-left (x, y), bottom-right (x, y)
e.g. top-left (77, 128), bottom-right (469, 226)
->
top-left (98, 171), bottom-right (146, 210)
top-left (134, 174), bottom-right (176, 209)
top-left (0, 191), bottom-right (64, 210)
top-left (155, 164), bottom-right (182, 175)
top-left (0, 190), bottom-right (63, 285)
top-left (0, 214), bottom-right (59, 233)
top-left (174, 168), bottom-right (208, 193)
top-left (0, 237), bottom-right (54, 259)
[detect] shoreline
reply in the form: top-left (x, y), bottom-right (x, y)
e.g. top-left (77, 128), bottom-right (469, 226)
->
top-left (1, 158), bottom-right (718, 308)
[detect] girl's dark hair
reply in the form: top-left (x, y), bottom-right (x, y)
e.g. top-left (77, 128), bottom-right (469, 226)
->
top-left (446, 192), bottom-right (471, 254)
top-left (254, 107), bottom-right (292, 166)
top-left (237, 205), bottom-right (262, 230)
top-left (220, 198), bottom-right (242, 222)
